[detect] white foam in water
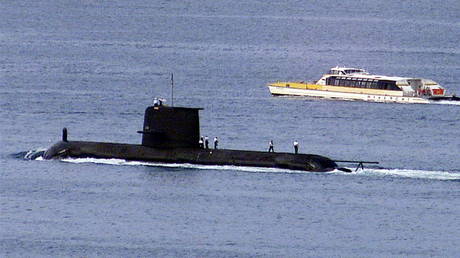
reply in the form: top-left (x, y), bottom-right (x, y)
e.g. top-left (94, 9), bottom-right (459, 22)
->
top-left (356, 167), bottom-right (460, 181)
top-left (61, 157), bottom-right (308, 174)
top-left (431, 100), bottom-right (460, 106)
top-left (60, 158), bottom-right (460, 180)
top-left (23, 148), bottom-right (47, 160)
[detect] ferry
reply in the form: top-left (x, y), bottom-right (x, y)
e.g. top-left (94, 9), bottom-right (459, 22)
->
top-left (268, 67), bottom-right (459, 104)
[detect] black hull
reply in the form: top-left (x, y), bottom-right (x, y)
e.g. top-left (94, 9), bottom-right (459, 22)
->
top-left (43, 141), bottom-right (338, 172)
top-left (429, 95), bottom-right (460, 101)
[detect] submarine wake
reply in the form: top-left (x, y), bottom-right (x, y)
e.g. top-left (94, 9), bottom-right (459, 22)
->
top-left (22, 152), bottom-right (458, 181)
top-left (59, 157), bottom-right (388, 179)
top-left (22, 149), bottom-right (457, 181)
top-left (61, 158), bottom-right (460, 180)
top-left (14, 148), bottom-right (46, 160)
top-left (60, 157), bottom-right (322, 174)
top-left (354, 168), bottom-right (460, 181)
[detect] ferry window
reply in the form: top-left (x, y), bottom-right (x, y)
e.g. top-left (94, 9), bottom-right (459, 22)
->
top-left (352, 79), bottom-right (358, 87)
top-left (377, 80), bottom-right (398, 90)
top-left (377, 81), bottom-right (385, 89)
top-left (388, 82), bottom-right (399, 90)
top-left (346, 78), bottom-right (352, 85)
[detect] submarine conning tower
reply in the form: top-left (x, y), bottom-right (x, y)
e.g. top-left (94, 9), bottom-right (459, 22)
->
top-left (138, 105), bottom-right (202, 149)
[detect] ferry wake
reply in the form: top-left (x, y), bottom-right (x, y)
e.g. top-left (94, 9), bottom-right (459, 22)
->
top-left (268, 67), bottom-right (459, 104)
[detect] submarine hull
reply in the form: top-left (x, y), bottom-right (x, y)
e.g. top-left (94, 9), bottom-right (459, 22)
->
top-left (44, 141), bottom-right (338, 172)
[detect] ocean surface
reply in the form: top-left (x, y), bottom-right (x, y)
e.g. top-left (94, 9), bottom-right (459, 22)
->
top-left (1, 0), bottom-right (460, 257)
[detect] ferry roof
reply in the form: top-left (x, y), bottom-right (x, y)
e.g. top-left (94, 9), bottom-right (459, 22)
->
top-left (328, 67), bottom-right (423, 82)
top-left (330, 66), bottom-right (365, 71)
top-left (330, 67), bottom-right (367, 73)
top-left (346, 74), bottom-right (409, 81)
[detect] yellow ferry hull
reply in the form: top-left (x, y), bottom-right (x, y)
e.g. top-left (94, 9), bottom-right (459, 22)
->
top-left (268, 82), bottom-right (430, 104)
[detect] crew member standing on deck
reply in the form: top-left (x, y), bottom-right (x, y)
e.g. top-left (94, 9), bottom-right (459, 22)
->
top-left (268, 140), bottom-right (274, 152)
top-left (214, 137), bottom-right (219, 149)
top-left (204, 136), bottom-right (209, 149)
top-left (199, 137), bottom-right (204, 148)
top-left (293, 140), bottom-right (299, 154)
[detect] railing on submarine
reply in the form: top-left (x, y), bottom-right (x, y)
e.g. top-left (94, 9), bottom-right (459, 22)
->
top-left (334, 160), bottom-right (379, 172)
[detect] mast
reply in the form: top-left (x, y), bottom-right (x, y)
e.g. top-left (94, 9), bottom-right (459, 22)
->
top-left (171, 73), bottom-right (174, 107)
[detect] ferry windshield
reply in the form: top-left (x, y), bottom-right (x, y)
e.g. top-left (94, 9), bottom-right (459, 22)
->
top-left (344, 69), bottom-right (365, 74)
top-left (328, 68), bottom-right (366, 75)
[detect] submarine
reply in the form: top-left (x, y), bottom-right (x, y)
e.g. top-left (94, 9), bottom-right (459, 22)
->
top-left (44, 101), bottom-right (376, 172)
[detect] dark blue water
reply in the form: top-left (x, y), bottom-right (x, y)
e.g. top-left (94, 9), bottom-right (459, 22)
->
top-left (2, 1), bottom-right (460, 256)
